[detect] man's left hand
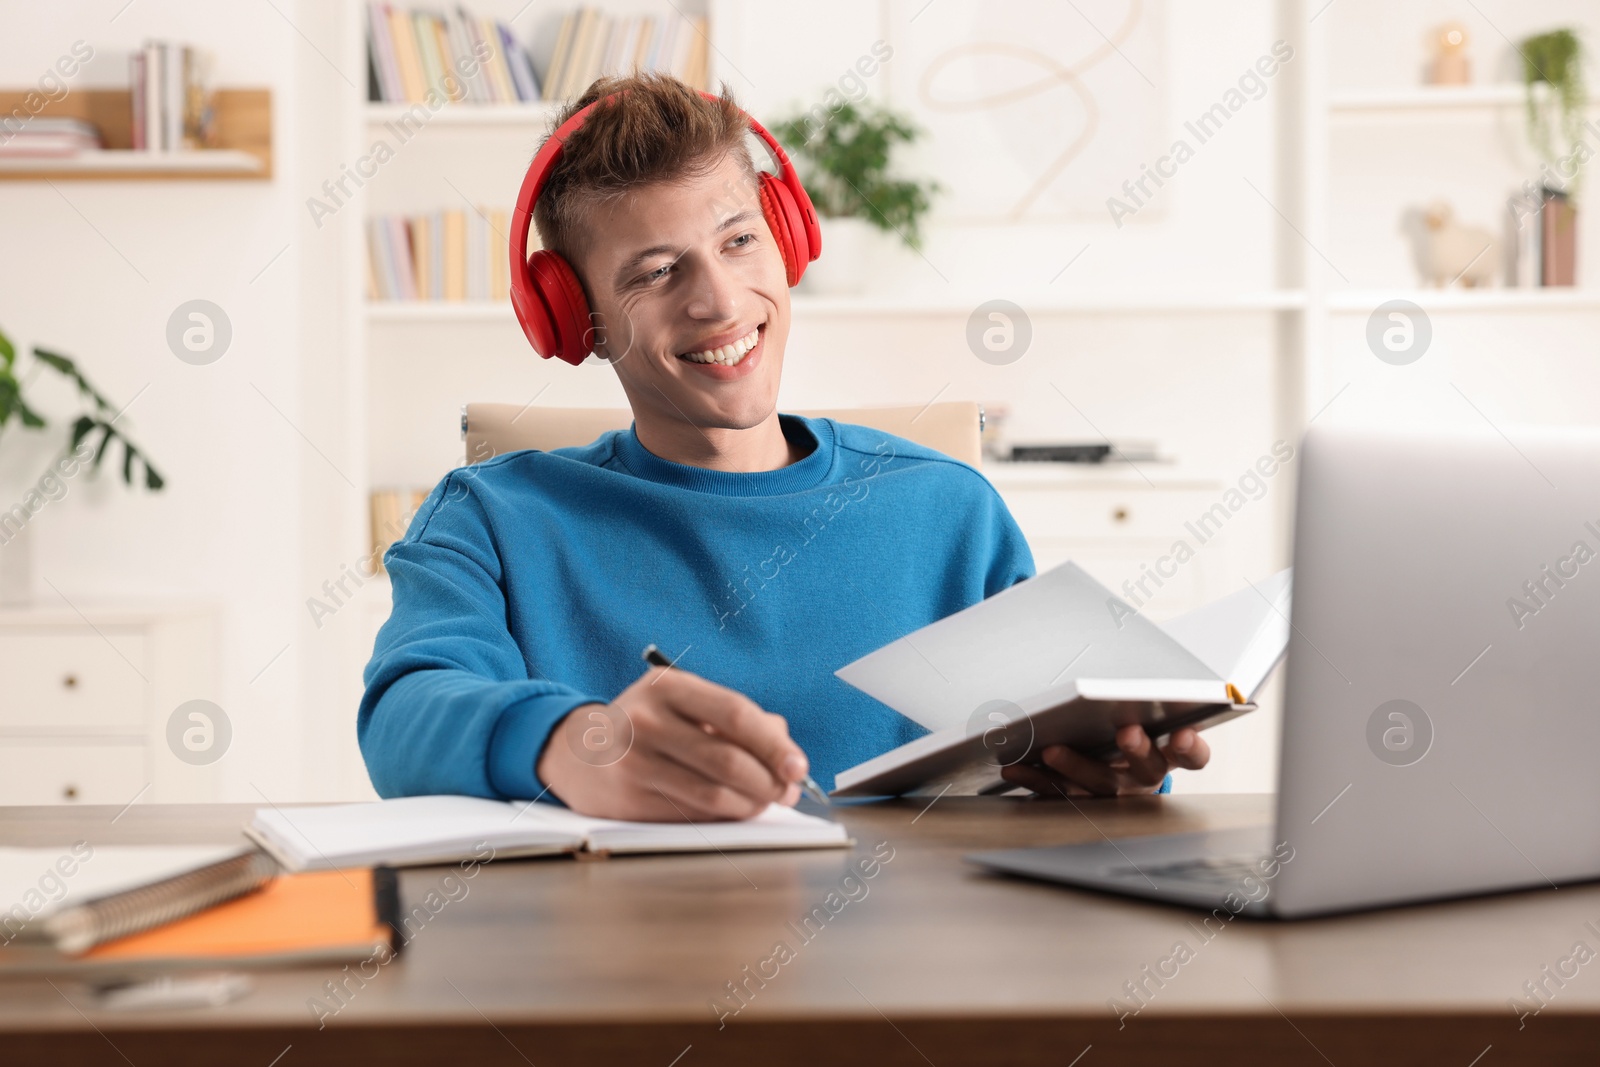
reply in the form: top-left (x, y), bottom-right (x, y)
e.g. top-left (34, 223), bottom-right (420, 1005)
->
top-left (998, 725), bottom-right (1211, 797)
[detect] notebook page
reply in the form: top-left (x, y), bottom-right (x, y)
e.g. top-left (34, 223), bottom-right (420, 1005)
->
top-left (517, 802), bottom-right (849, 853)
top-left (247, 795), bottom-right (583, 871)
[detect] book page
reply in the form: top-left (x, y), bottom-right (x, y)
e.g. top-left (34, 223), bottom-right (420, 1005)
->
top-left (249, 795), bottom-right (581, 870)
top-left (834, 561), bottom-right (1219, 733)
top-left (1159, 568), bottom-right (1292, 699)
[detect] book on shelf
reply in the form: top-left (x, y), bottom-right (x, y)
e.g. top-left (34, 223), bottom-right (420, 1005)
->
top-left (366, 3), bottom-right (543, 105)
top-left (1507, 184), bottom-right (1581, 288)
top-left (1541, 187), bottom-right (1578, 287)
top-left (0, 118), bottom-right (102, 158)
top-left (129, 41), bottom-right (216, 152)
top-left (541, 7), bottom-right (709, 101)
top-left (367, 208), bottom-right (520, 303)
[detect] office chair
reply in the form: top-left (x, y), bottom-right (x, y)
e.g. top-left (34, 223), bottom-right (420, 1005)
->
top-left (461, 401), bottom-right (986, 467)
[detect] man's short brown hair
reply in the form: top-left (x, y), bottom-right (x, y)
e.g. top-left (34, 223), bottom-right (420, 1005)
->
top-left (532, 73), bottom-right (759, 266)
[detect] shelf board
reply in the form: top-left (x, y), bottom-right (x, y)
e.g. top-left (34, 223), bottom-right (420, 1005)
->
top-left (365, 101), bottom-right (559, 127)
top-left (1325, 288), bottom-right (1600, 311)
top-left (1327, 83), bottom-right (1584, 115)
top-left (366, 292), bottom-right (1306, 322)
top-left (788, 291), bottom-right (1307, 314)
top-left (0, 149), bottom-right (265, 179)
top-left (0, 87), bottom-right (271, 180)
top-left (368, 301), bottom-right (515, 321)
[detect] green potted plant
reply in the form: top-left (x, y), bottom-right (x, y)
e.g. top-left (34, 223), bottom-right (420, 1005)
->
top-left (773, 100), bottom-right (939, 295)
top-left (1520, 28), bottom-right (1586, 181)
top-left (0, 326), bottom-right (165, 606)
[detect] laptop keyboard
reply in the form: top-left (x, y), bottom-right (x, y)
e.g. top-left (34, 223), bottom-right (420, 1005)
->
top-left (1115, 855), bottom-right (1268, 885)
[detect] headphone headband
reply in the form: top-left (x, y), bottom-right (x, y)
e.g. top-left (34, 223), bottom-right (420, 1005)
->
top-left (507, 88), bottom-right (821, 365)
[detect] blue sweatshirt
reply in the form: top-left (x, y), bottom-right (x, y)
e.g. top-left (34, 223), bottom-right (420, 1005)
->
top-left (359, 412), bottom-right (1043, 800)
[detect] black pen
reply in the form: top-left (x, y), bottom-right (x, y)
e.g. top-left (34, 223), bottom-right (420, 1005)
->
top-left (641, 644), bottom-right (831, 806)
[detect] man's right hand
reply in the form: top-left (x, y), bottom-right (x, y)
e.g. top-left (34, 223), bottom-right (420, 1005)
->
top-left (536, 663), bottom-right (808, 821)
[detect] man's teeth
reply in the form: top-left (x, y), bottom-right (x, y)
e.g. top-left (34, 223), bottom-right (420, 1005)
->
top-left (679, 328), bottom-right (759, 365)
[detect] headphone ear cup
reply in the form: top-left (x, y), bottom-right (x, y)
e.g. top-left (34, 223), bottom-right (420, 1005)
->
top-left (759, 173), bottom-right (809, 286)
top-left (525, 250), bottom-right (594, 366)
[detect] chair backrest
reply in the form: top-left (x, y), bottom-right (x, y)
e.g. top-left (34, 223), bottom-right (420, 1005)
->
top-left (462, 402), bottom-right (985, 467)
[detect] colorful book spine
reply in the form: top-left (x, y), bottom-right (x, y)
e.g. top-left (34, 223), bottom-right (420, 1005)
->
top-left (366, 209), bottom-right (526, 303)
top-left (388, 8), bottom-right (428, 102)
top-left (369, 3), bottom-right (624, 104)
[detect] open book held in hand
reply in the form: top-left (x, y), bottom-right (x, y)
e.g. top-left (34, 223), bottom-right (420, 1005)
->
top-left (247, 795), bottom-right (849, 872)
top-left (831, 562), bottom-right (1292, 797)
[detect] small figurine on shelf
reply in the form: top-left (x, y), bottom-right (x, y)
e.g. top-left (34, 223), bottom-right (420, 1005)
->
top-left (1401, 200), bottom-right (1499, 287)
top-left (1426, 22), bottom-right (1472, 86)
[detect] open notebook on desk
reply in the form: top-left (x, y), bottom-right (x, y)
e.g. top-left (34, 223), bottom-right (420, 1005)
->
top-left (831, 562), bottom-right (1292, 797)
top-left (247, 795), bottom-right (849, 872)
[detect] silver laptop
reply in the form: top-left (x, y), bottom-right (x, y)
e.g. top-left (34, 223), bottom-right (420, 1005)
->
top-left (969, 422), bottom-right (1600, 918)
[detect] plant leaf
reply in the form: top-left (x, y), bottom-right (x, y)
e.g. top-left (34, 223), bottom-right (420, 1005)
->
top-left (90, 423), bottom-right (114, 470)
top-left (33, 348), bottom-right (116, 413)
top-left (69, 414), bottom-right (96, 453)
top-left (15, 394), bottom-right (45, 429)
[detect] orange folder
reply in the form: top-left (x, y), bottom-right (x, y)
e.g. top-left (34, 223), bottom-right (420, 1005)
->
top-left (0, 869), bottom-right (397, 975)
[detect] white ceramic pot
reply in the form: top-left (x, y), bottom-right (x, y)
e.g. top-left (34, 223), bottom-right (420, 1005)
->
top-left (800, 215), bottom-right (880, 296)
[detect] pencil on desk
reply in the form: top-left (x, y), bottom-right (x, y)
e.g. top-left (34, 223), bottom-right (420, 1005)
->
top-left (641, 643), bottom-right (831, 806)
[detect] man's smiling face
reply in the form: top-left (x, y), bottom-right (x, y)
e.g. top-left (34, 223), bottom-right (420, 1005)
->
top-left (572, 151), bottom-right (790, 433)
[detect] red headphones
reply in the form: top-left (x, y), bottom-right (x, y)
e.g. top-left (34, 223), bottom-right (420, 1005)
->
top-left (509, 90), bottom-right (822, 366)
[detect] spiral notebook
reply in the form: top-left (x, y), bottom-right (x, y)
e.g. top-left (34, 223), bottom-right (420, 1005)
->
top-left (0, 845), bottom-right (276, 955)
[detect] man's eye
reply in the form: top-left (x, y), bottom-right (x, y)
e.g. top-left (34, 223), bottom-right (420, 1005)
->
top-left (730, 233), bottom-right (755, 248)
top-left (644, 264), bottom-right (672, 283)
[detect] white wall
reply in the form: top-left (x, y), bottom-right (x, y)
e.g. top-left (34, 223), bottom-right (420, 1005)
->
top-left (0, 0), bottom-right (361, 802)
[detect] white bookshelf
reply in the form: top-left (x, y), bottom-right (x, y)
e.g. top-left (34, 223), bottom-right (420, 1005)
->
top-left (1325, 288), bottom-right (1600, 311)
top-left (365, 291), bottom-right (1308, 321)
top-left (1328, 80), bottom-right (1600, 116)
top-left (0, 149), bottom-right (265, 176)
top-left (367, 300), bottom-right (516, 321)
top-left (339, 0), bottom-right (1600, 515)
top-left (365, 101), bottom-right (560, 126)
top-left (1329, 83), bottom-right (1530, 113)
top-left (1302, 0), bottom-right (1600, 429)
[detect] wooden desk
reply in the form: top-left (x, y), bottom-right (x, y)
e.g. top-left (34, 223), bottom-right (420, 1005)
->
top-left (2, 796), bottom-right (1596, 1065)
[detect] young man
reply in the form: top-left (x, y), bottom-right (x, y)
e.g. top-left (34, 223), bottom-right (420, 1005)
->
top-left (358, 74), bottom-right (1210, 820)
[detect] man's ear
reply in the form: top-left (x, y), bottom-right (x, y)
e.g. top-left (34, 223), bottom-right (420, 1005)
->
top-left (589, 301), bottom-right (637, 365)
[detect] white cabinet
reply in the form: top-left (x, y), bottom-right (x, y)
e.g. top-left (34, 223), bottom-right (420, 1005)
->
top-left (0, 604), bottom-right (219, 805)
top-left (985, 464), bottom-right (1231, 621)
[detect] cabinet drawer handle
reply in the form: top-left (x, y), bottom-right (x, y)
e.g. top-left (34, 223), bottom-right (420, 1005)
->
top-left (62, 784), bottom-right (79, 801)
top-left (62, 674), bottom-right (79, 690)
top-left (1112, 507), bottom-right (1130, 523)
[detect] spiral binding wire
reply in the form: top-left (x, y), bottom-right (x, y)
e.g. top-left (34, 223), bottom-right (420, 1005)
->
top-left (43, 849), bottom-right (280, 955)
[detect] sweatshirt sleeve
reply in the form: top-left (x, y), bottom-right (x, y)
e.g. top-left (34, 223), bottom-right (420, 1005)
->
top-left (357, 469), bottom-right (605, 801)
top-left (977, 475), bottom-right (1037, 596)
